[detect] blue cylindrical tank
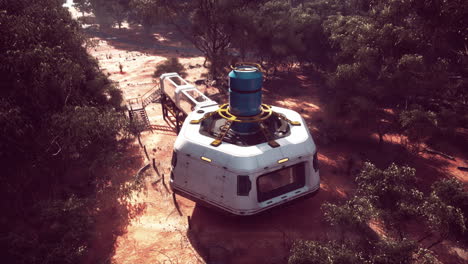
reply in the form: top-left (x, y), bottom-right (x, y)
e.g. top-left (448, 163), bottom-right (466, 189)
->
top-left (228, 66), bottom-right (263, 134)
top-left (229, 66), bottom-right (263, 117)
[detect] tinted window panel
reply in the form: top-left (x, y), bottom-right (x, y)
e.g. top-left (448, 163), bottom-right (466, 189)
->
top-left (237, 175), bottom-right (251, 196)
top-left (257, 162), bottom-right (306, 202)
top-left (313, 152), bottom-right (319, 172)
top-left (171, 151), bottom-right (177, 168)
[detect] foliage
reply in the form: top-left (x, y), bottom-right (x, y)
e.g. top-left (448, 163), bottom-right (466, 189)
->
top-left (3, 0), bottom-right (467, 262)
top-left (74, 0), bottom-right (92, 16)
top-left (370, 238), bottom-right (439, 264)
top-left (50, 106), bottom-right (127, 165)
top-left (226, 0), bottom-right (331, 72)
top-left (293, 162), bottom-right (458, 264)
top-left (153, 57), bottom-right (187, 78)
top-left (326, 0), bottom-right (465, 143)
top-left (0, 1), bottom-right (139, 263)
top-left (88, 0), bottom-right (131, 29)
top-left (322, 196), bottom-right (376, 231)
top-left (289, 238), bottom-right (439, 264)
top-left (128, 0), bottom-right (162, 33)
top-left (81, 0), bottom-right (467, 143)
top-left (162, 0), bottom-right (251, 78)
top-left (289, 240), bottom-right (365, 264)
top-left (422, 179), bottom-right (467, 245)
top-left (82, 0), bottom-right (467, 149)
top-left (6, 196), bottom-right (94, 264)
top-left (319, 121), bottom-right (347, 144)
top-left (128, 114), bottom-right (149, 134)
top-left (399, 108), bottom-right (438, 142)
top-left (356, 162), bottom-right (424, 226)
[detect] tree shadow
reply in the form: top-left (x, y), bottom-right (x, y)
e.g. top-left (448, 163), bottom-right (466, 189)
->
top-left (263, 71), bottom-right (307, 99)
top-left (82, 142), bottom-right (149, 264)
top-left (263, 68), bottom-right (456, 187)
top-left (83, 23), bottom-right (202, 58)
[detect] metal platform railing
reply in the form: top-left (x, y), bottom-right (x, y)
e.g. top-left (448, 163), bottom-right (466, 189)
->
top-left (126, 85), bottom-right (161, 110)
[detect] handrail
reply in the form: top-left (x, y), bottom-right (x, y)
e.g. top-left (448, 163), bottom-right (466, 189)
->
top-left (127, 97), bottom-right (142, 105)
top-left (230, 62), bottom-right (264, 72)
top-left (126, 84), bottom-right (160, 108)
top-left (141, 84), bottom-right (159, 100)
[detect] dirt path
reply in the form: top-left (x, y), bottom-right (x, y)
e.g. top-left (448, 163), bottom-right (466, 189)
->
top-left (84, 20), bottom-right (467, 264)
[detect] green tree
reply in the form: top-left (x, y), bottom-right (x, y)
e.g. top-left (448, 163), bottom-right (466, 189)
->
top-left (399, 108), bottom-right (438, 144)
top-left (288, 237), bottom-right (439, 264)
top-left (163, 0), bottom-right (253, 78)
top-left (356, 162), bottom-right (424, 237)
top-left (320, 0), bottom-right (467, 146)
top-left (289, 240), bottom-right (365, 264)
top-left (291, 162), bottom-right (448, 264)
top-left (74, 0), bottom-right (92, 16)
top-left (322, 196), bottom-right (376, 238)
top-left (370, 238), bottom-right (439, 264)
top-left (89, 0), bottom-right (130, 29)
top-left (422, 179), bottom-right (467, 248)
top-left (129, 0), bottom-right (162, 33)
top-left (0, 1), bottom-right (138, 263)
top-left (227, 1), bottom-right (331, 72)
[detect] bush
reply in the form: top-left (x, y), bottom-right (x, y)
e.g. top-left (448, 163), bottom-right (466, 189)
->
top-left (320, 122), bottom-right (347, 145)
top-left (322, 196), bottom-right (376, 231)
top-left (153, 58), bottom-right (187, 78)
top-left (289, 238), bottom-right (439, 264)
top-left (399, 108), bottom-right (438, 142)
top-left (289, 240), bottom-right (364, 264)
top-left (422, 178), bottom-right (467, 244)
top-left (0, 1), bottom-right (138, 262)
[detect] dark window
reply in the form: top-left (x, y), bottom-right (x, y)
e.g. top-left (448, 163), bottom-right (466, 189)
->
top-left (171, 151), bottom-right (177, 168)
top-left (257, 162), bottom-right (306, 202)
top-left (313, 152), bottom-right (319, 172)
top-left (237, 175), bottom-right (251, 196)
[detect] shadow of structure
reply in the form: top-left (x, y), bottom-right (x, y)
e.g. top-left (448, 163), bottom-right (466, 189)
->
top-left (184, 185), bottom-right (343, 264)
top-left (149, 124), bottom-right (177, 135)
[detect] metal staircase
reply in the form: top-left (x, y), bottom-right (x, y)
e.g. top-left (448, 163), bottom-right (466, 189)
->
top-left (142, 89), bottom-right (161, 107)
top-left (129, 107), bottom-right (151, 129)
top-left (126, 86), bottom-right (160, 131)
top-left (127, 87), bottom-right (160, 109)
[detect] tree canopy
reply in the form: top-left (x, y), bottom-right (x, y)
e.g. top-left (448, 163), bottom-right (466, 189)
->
top-left (0, 1), bottom-right (137, 263)
top-left (292, 162), bottom-right (467, 264)
top-left (81, 0), bottom-right (466, 146)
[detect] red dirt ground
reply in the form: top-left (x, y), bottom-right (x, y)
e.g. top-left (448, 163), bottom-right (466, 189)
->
top-left (80, 14), bottom-right (468, 264)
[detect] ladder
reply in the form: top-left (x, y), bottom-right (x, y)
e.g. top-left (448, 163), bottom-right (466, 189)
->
top-left (126, 86), bottom-right (160, 131)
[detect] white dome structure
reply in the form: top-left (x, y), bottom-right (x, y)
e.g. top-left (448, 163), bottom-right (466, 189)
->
top-left (163, 65), bottom-right (320, 215)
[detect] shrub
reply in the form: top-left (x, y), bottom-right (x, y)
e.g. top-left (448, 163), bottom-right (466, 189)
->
top-left (289, 240), bottom-right (364, 264)
top-left (322, 196), bottom-right (376, 231)
top-left (399, 108), bottom-right (438, 143)
top-left (153, 58), bottom-right (187, 78)
top-left (422, 178), bottom-right (467, 245)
